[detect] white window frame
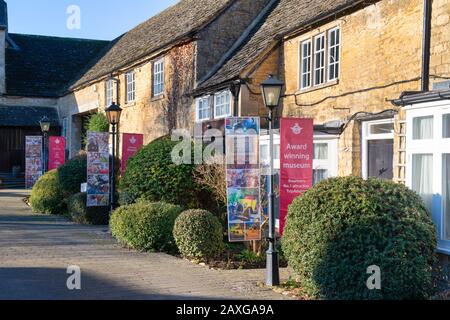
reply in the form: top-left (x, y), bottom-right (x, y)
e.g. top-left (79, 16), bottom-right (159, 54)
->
top-left (260, 134), bottom-right (338, 179)
top-left (106, 79), bottom-right (114, 107)
top-left (406, 101), bottom-right (450, 255)
top-left (313, 33), bottom-right (326, 86)
top-left (361, 119), bottom-right (395, 180)
top-left (153, 58), bottom-right (164, 97)
top-left (328, 27), bottom-right (341, 82)
top-left (196, 96), bottom-right (211, 122)
top-left (126, 71), bottom-right (136, 103)
top-left (300, 39), bottom-right (312, 89)
top-left (214, 90), bottom-right (232, 119)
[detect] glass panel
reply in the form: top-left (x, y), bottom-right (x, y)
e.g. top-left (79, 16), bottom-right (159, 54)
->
top-left (313, 169), bottom-right (328, 185)
top-left (443, 114), bottom-right (450, 138)
top-left (412, 154), bottom-right (433, 213)
top-left (314, 143), bottom-right (328, 160)
top-left (444, 154), bottom-right (450, 240)
top-left (413, 116), bottom-right (433, 140)
top-left (370, 123), bottom-right (394, 135)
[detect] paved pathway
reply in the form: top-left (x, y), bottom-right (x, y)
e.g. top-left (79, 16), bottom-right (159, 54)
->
top-left (0, 189), bottom-right (291, 300)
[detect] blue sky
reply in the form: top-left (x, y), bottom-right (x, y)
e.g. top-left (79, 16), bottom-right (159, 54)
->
top-left (7, 0), bottom-right (178, 40)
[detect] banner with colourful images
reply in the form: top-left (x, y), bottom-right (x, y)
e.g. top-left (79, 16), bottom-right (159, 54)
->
top-left (280, 119), bottom-right (314, 234)
top-left (25, 136), bottom-right (43, 189)
top-left (225, 117), bottom-right (262, 242)
top-left (121, 133), bottom-right (144, 174)
top-left (86, 132), bottom-right (110, 207)
top-left (48, 137), bottom-right (66, 171)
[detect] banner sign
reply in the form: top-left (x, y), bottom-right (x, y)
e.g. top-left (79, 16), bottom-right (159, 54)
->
top-left (121, 133), bottom-right (144, 174)
top-left (86, 132), bottom-right (110, 207)
top-left (280, 119), bottom-right (314, 235)
top-left (48, 137), bottom-right (66, 171)
top-left (225, 117), bottom-right (262, 242)
top-left (25, 136), bottom-right (43, 189)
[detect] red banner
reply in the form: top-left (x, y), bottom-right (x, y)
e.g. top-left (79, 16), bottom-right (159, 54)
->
top-left (280, 119), bottom-right (314, 235)
top-left (48, 136), bottom-right (66, 171)
top-left (121, 133), bottom-right (144, 174)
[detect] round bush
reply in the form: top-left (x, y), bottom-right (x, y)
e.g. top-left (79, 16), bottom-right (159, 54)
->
top-left (86, 113), bottom-right (109, 133)
top-left (119, 136), bottom-right (196, 207)
top-left (30, 170), bottom-right (65, 215)
top-left (110, 201), bottom-right (183, 252)
top-left (58, 152), bottom-right (87, 197)
top-left (68, 193), bottom-right (110, 225)
top-left (173, 209), bottom-right (224, 261)
top-left (282, 176), bottom-right (437, 300)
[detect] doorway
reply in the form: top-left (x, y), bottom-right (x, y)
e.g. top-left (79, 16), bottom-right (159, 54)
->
top-left (362, 119), bottom-right (395, 180)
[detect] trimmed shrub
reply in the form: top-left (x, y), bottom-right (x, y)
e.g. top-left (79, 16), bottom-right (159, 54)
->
top-left (110, 201), bottom-right (183, 252)
top-left (282, 176), bottom-right (437, 300)
top-left (68, 193), bottom-right (110, 225)
top-left (173, 209), bottom-right (224, 261)
top-left (58, 152), bottom-right (87, 197)
top-left (30, 170), bottom-right (65, 215)
top-left (119, 136), bottom-right (197, 207)
top-left (86, 113), bottom-right (109, 133)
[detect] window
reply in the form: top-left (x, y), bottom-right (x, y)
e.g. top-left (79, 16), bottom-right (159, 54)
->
top-left (106, 80), bottom-right (114, 106)
top-left (328, 28), bottom-right (340, 81)
top-left (313, 34), bottom-right (325, 86)
top-left (153, 59), bottom-right (164, 96)
top-left (214, 91), bottom-right (232, 119)
top-left (126, 71), bottom-right (136, 103)
top-left (412, 154), bottom-right (434, 212)
top-left (313, 139), bottom-right (338, 185)
top-left (196, 96), bottom-right (211, 122)
top-left (443, 114), bottom-right (450, 138)
top-left (413, 116), bottom-right (434, 140)
top-left (300, 27), bottom-right (340, 90)
top-left (300, 40), bottom-right (312, 89)
top-left (406, 104), bottom-right (450, 254)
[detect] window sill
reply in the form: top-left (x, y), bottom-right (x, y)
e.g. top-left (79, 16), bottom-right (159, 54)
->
top-left (151, 94), bottom-right (165, 102)
top-left (296, 79), bottom-right (339, 95)
top-left (124, 101), bottom-right (136, 108)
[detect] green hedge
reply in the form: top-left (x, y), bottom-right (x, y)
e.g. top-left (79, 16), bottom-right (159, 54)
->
top-left (58, 153), bottom-right (87, 197)
top-left (119, 136), bottom-right (197, 207)
top-left (173, 209), bottom-right (224, 261)
top-left (282, 176), bottom-right (437, 300)
top-left (30, 170), bottom-right (65, 215)
top-left (68, 193), bottom-right (110, 225)
top-left (110, 201), bottom-right (183, 252)
top-left (86, 113), bottom-right (109, 133)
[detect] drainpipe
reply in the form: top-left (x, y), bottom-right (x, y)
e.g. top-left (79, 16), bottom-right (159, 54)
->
top-left (421, 0), bottom-right (433, 92)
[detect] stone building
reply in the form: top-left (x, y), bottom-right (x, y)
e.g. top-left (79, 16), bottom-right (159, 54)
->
top-left (0, 0), bottom-right (108, 177)
top-left (58, 0), bottom-right (273, 157)
top-left (195, 0), bottom-right (450, 255)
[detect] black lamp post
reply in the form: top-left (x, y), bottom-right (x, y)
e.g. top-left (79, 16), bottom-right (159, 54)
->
top-left (261, 74), bottom-right (284, 287)
top-left (39, 116), bottom-right (51, 174)
top-left (105, 102), bottom-right (122, 214)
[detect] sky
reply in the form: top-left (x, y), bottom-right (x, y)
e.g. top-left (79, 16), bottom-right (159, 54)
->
top-left (7, 0), bottom-right (179, 40)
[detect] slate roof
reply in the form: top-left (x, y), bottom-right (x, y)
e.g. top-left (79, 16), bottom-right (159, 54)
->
top-left (197, 0), bottom-right (372, 90)
top-left (70, 0), bottom-right (234, 90)
top-left (5, 34), bottom-right (109, 97)
top-left (0, 105), bottom-right (60, 127)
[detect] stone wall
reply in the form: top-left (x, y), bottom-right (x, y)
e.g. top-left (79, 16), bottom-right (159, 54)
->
top-left (280, 0), bottom-right (450, 179)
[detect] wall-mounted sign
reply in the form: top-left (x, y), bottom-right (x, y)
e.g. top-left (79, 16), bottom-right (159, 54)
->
top-left (280, 119), bottom-right (314, 235)
top-left (86, 132), bottom-right (110, 207)
top-left (48, 136), bottom-right (66, 171)
top-left (225, 117), bottom-right (262, 242)
top-left (25, 136), bottom-right (43, 189)
top-left (121, 133), bottom-right (144, 174)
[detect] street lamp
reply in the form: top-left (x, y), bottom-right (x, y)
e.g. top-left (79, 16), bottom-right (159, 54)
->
top-left (261, 74), bottom-right (284, 287)
top-left (105, 102), bottom-right (122, 214)
top-left (40, 116), bottom-right (51, 174)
